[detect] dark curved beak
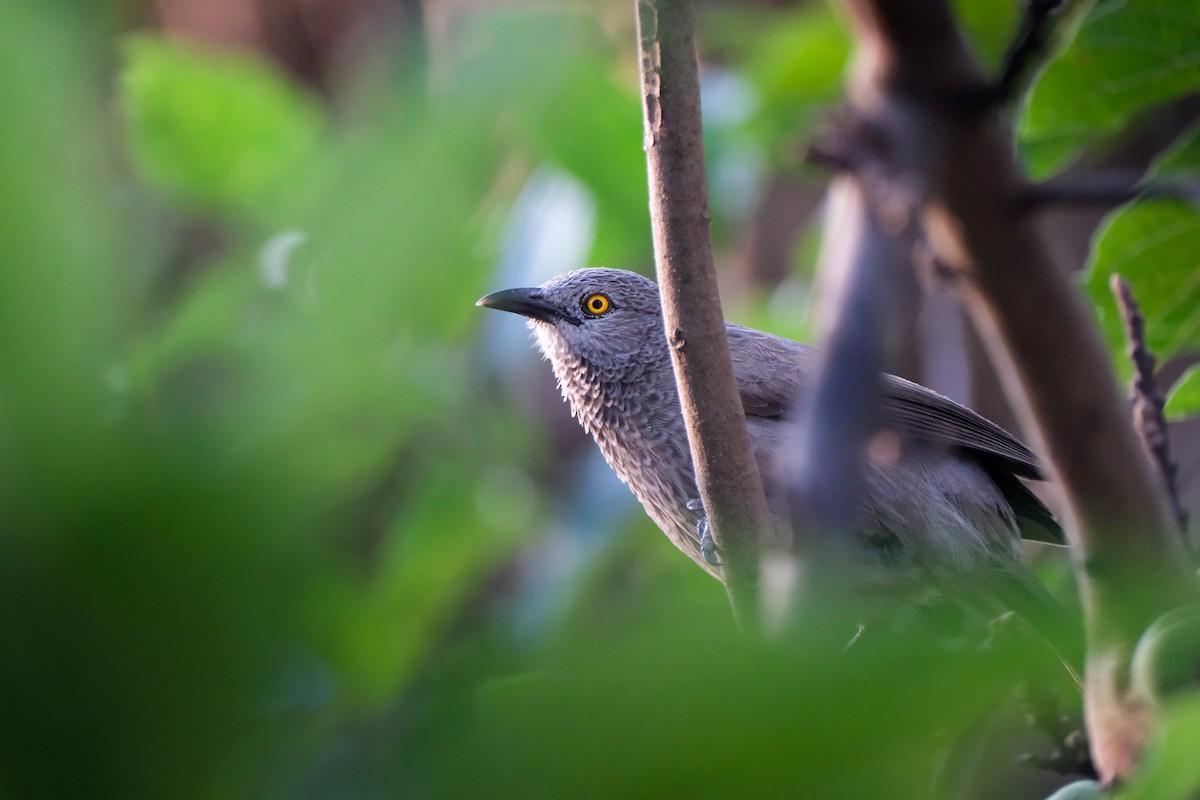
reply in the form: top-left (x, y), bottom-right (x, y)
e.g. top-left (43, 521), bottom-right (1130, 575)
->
top-left (476, 287), bottom-right (577, 325)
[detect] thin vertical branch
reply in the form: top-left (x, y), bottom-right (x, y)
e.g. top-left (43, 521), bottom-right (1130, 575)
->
top-left (634, 0), bottom-right (773, 626)
top-left (1111, 275), bottom-right (1190, 541)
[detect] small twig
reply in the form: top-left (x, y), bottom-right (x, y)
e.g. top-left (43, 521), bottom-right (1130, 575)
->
top-left (1018, 171), bottom-right (1200, 211)
top-left (1111, 275), bottom-right (1190, 542)
top-left (993, 0), bottom-right (1065, 103)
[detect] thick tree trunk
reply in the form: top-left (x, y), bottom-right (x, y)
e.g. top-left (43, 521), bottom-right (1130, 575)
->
top-left (836, 0), bottom-right (1200, 781)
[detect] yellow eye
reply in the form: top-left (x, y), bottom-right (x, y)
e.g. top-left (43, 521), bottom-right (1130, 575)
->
top-left (583, 293), bottom-right (611, 316)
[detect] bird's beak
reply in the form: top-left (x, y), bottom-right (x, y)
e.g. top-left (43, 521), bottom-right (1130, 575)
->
top-left (476, 287), bottom-right (576, 325)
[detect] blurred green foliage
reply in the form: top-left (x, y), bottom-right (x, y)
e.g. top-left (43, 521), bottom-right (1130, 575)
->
top-left (1119, 695), bottom-right (1200, 800)
top-left (121, 35), bottom-right (327, 221)
top-left (1023, 0), bottom-right (1200, 420)
top-left (1085, 123), bottom-right (1200, 406)
top-left (1087, 200), bottom-right (1200, 372)
top-left (0, 5), bottom-right (310, 797)
top-left (1166, 366), bottom-right (1200, 418)
top-left (1, 0), bottom-right (1199, 798)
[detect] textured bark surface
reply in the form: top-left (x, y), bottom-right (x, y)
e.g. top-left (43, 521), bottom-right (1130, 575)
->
top-left (634, 0), bottom-right (773, 624)
top-left (836, 0), bottom-right (1200, 782)
top-left (1111, 275), bottom-right (1190, 540)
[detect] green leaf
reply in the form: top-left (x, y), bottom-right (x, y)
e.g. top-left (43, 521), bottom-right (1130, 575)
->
top-left (744, 7), bottom-right (850, 159)
top-left (1166, 365), bottom-right (1200, 418)
top-left (1120, 694), bottom-right (1200, 800)
top-left (952, 0), bottom-right (1022, 68)
top-left (444, 10), bottom-right (649, 266)
top-left (1019, 134), bottom-right (1090, 180)
top-left (120, 36), bottom-right (326, 220)
top-left (1021, 0), bottom-right (1200, 177)
top-left (0, 12), bottom-right (317, 796)
top-left (1151, 122), bottom-right (1200, 178)
top-left (1086, 200), bottom-right (1200, 376)
top-left (1085, 118), bottom-right (1200, 374)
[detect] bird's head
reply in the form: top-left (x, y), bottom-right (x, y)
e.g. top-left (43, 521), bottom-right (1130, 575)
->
top-left (477, 268), bottom-right (665, 372)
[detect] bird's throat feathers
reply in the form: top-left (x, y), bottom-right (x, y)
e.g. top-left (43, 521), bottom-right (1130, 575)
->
top-left (532, 322), bottom-right (617, 436)
top-left (527, 318), bottom-right (700, 553)
top-left (528, 319), bottom-right (669, 441)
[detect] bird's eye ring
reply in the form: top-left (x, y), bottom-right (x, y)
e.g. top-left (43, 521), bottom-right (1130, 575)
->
top-left (582, 293), bottom-right (612, 316)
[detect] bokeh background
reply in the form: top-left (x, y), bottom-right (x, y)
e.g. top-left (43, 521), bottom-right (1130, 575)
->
top-left (2, 0), bottom-right (1199, 798)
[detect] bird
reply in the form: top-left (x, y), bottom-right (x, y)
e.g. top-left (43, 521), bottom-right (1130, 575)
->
top-left (477, 267), bottom-right (1069, 636)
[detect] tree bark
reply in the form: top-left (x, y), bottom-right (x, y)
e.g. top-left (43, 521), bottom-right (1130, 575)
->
top-left (634, 0), bottom-right (773, 626)
top-left (783, 175), bottom-right (907, 622)
top-left (836, 0), bottom-right (1200, 782)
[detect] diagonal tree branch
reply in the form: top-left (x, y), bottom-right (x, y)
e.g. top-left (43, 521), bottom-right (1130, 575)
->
top-left (634, 0), bottom-right (773, 627)
top-left (835, 0), bottom-right (1200, 783)
top-left (992, 0), bottom-right (1065, 103)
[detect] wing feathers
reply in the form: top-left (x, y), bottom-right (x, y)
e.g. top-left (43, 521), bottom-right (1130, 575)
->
top-left (726, 325), bottom-right (1040, 476)
top-left (881, 375), bottom-right (1042, 479)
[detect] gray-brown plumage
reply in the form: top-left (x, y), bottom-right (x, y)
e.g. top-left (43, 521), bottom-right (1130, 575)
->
top-left (478, 267), bottom-right (1067, 633)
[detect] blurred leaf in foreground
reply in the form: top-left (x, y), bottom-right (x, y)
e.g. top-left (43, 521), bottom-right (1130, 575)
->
top-left (399, 584), bottom-right (1078, 800)
top-left (1119, 694), bottom-right (1200, 800)
top-left (121, 35), bottom-right (327, 222)
top-left (0, 6), bottom-right (314, 798)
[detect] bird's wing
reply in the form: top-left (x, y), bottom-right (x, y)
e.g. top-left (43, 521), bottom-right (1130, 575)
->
top-left (881, 374), bottom-right (1043, 480)
top-left (881, 376), bottom-right (1064, 544)
top-left (725, 324), bottom-right (1043, 479)
top-left (726, 325), bottom-right (1064, 546)
top-left (725, 325), bottom-right (819, 419)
